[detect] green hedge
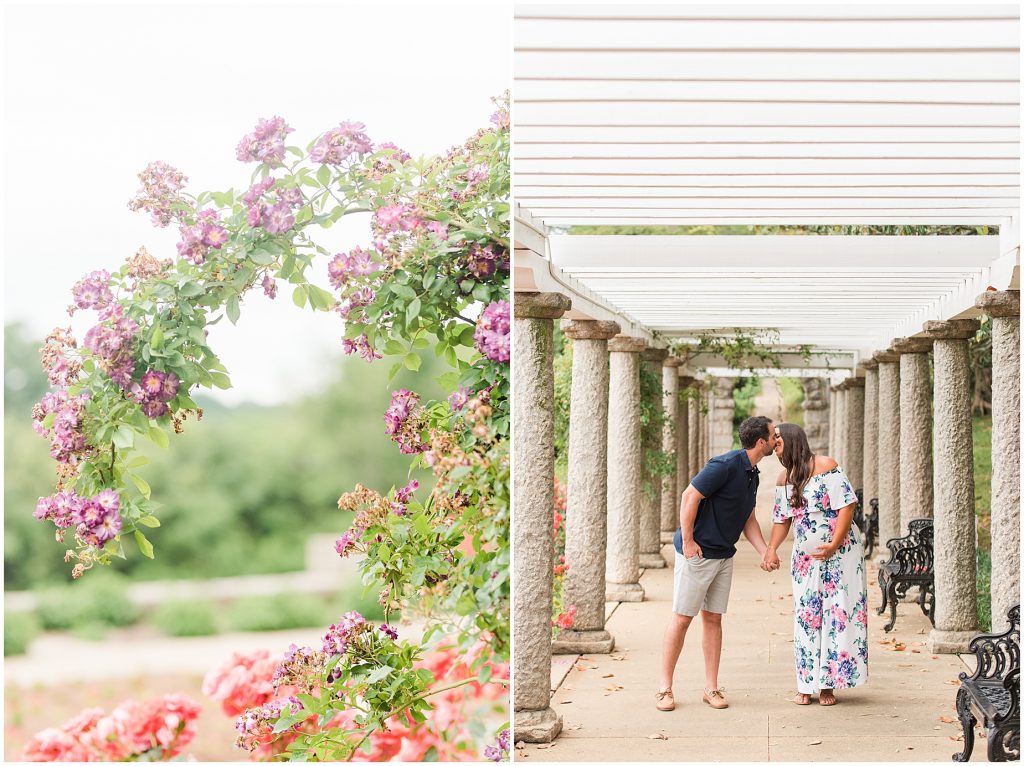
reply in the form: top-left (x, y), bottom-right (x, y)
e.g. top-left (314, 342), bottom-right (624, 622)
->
top-left (4, 611), bottom-right (39, 656)
top-left (153, 600), bottom-right (219, 637)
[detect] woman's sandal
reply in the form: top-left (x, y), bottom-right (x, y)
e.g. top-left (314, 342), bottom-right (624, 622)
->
top-left (792, 693), bottom-right (812, 705)
top-left (819, 690), bottom-right (837, 706)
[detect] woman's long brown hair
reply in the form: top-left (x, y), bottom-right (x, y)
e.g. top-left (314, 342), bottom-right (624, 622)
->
top-left (777, 422), bottom-right (815, 508)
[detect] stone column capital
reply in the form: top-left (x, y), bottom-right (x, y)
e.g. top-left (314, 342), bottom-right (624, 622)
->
top-left (641, 347), bottom-right (669, 363)
top-left (872, 349), bottom-right (901, 364)
top-left (562, 319), bottom-right (621, 340)
top-left (514, 291), bottom-right (571, 319)
top-left (678, 375), bottom-right (697, 387)
top-left (844, 377), bottom-right (866, 388)
top-left (921, 319), bottom-right (980, 340)
top-left (891, 336), bottom-right (934, 354)
top-left (608, 336), bottom-right (647, 353)
top-left (663, 356), bottom-right (683, 368)
top-left (860, 358), bottom-right (879, 370)
top-left (976, 290), bottom-right (1020, 318)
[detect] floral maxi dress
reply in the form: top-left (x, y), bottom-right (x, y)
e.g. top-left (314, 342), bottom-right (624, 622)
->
top-left (773, 467), bottom-right (868, 694)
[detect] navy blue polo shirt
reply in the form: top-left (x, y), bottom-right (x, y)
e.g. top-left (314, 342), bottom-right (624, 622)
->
top-left (673, 449), bottom-right (760, 559)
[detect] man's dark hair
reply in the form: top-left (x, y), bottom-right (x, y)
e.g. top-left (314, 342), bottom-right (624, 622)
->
top-left (738, 416), bottom-right (773, 450)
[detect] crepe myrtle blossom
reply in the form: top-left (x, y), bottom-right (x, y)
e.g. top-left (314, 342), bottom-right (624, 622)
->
top-left (483, 729), bottom-right (511, 762)
top-left (32, 389), bottom-right (90, 464)
top-left (322, 611), bottom-right (368, 657)
top-left (310, 120), bottom-right (372, 164)
top-left (389, 479), bottom-right (419, 516)
top-left (327, 247), bottom-right (379, 289)
top-left (131, 369), bottom-right (180, 419)
top-left (83, 303), bottom-right (140, 390)
top-left (177, 210), bottom-right (228, 265)
top-left (373, 202), bottom-right (421, 233)
top-left (474, 300), bottom-right (510, 363)
top-left (448, 386), bottom-right (470, 412)
top-left (35, 488), bottom-right (122, 548)
top-left (235, 116), bottom-right (293, 165)
top-left (262, 274), bottom-right (278, 299)
top-left (71, 270), bottom-right (113, 311)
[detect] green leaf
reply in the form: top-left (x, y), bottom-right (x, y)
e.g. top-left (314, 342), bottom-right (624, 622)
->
top-left (292, 285), bottom-right (308, 308)
top-left (226, 295), bottom-right (240, 325)
top-left (179, 281), bottom-right (204, 298)
top-left (391, 284), bottom-right (416, 301)
top-left (307, 285), bottom-right (335, 311)
top-left (150, 325), bottom-right (164, 349)
top-left (112, 425), bottom-right (135, 450)
top-left (134, 530), bottom-right (155, 559)
top-left (250, 249), bottom-right (276, 266)
top-left (149, 427), bottom-right (169, 449)
top-left (210, 371), bottom-right (232, 390)
top-left (316, 165), bottom-right (331, 186)
top-left (403, 353), bottom-right (421, 371)
top-left (130, 473), bottom-right (152, 500)
top-left (138, 515), bottom-right (161, 528)
top-left (127, 455), bottom-right (150, 469)
top-left (407, 297), bottom-right (421, 321)
top-left (365, 665), bottom-right (393, 684)
top-left (383, 340), bottom-right (406, 357)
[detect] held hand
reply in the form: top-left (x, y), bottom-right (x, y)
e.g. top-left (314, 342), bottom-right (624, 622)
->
top-left (683, 540), bottom-right (703, 560)
top-left (762, 549), bottom-right (781, 571)
top-left (811, 544), bottom-right (837, 561)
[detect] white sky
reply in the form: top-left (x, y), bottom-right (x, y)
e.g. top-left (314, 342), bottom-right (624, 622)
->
top-left (2, 1), bottom-right (510, 405)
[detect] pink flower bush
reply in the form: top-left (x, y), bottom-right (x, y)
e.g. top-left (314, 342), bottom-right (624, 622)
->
top-left (23, 694), bottom-right (200, 762)
top-left (236, 116), bottom-right (293, 165)
top-left (311, 121), bottom-right (372, 164)
top-left (474, 300), bottom-right (510, 363)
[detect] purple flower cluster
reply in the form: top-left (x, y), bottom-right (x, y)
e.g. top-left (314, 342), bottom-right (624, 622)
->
top-left (177, 209), bottom-right (228, 265)
top-left (383, 389), bottom-right (427, 454)
top-left (327, 247), bottom-right (378, 289)
top-left (261, 274), bottom-right (278, 300)
top-left (322, 611), bottom-right (367, 657)
top-left (484, 729), bottom-right (511, 762)
top-left (32, 389), bottom-right (90, 463)
top-left (464, 243), bottom-right (508, 280)
top-left (378, 623), bottom-right (398, 640)
top-left (130, 368), bottom-right (180, 418)
top-left (336, 287), bottom-right (375, 321)
top-left (127, 161), bottom-right (188, 228)
top-left (376, 142), bottom-right (411, 163)
top-left (234, 695), bottom-right (302, 746)
top-left (341, 333), bottom-right (382, 363)
top-left (310, 120), bottom-right (372, 165)
top-left (333, 527), bottom-right (362, 558)
top-left (243, 178), bottom-right (302, 234)
top-left (235, 116), bottom-right (293, 165)
top-left (448, 386), bottom-right (470, 412)
top-left (389, 479), bottom-right (419, 516)
top-left (474, 300), bottom-right (510, 364)
top-left (71, 270), bottom-right (113, 311)
top-left (426, 220), bottom-right (449, 241)
top-left (373, 203), bottom-right (421, 234)
top-left (83, 303), bottom-right (140, 389)
top-left (35, 488), bottom-right (122, 548)
top-left (455, 163), bottom-right (491, 201)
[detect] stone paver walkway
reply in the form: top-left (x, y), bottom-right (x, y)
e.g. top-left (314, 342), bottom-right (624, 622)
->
top-left (520, 455), bottom-right (984, 762)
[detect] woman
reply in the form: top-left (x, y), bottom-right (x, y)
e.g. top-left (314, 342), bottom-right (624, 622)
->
top-left (762, 423), bottom-right (868, 706)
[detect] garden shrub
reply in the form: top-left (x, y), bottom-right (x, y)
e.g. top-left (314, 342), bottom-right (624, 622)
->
top-left (4, 611), bottom-right (39, 656)
top-left (227, 593), bottom-right (329, 632)
top-left (153, 599), bottom-right (219, 636)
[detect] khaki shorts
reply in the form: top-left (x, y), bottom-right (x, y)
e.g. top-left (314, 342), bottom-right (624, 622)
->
top-left (673, 552), bottom-right (734, 616)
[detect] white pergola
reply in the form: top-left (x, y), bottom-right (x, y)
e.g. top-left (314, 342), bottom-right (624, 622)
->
top-left (513, 4), bottom-right (1021, 371)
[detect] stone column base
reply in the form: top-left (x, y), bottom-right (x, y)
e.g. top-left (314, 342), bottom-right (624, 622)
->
top-left (606, 582), bottom-right (645, 602)
top-left (639, 553), bottom-right (667, 569)
top-left (660, 531), bottom-right (675, 544)
top-left (552, 629), bottom-right (615, 655)
top-left (927, 628), bottom-right (978, 654)
top-left (514, 707), bottom-right (562, 744)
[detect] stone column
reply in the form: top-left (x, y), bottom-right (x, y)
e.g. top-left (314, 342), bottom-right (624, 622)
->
top-left (835, 385), bottom-right (848, 467)
top-left (513, 292), bottom-right (570, 742)
top-left (874, 350), bottom-right (902, 556)
top-left (892, 336), bottom-right (935, 535)
top-left (976, 291), bottom-right (1020, 629)
top-left (861, 360), bottom-right (880, 510)
top-left (660, 361), bottom-right (683, 544)
top-left (921, 319), bottom-right (980, 654)
top-left (606, 335), bottom-right (646, 603)
top-left (639, 348), bottom-right (668, 570)
top-left (555, 319), bottom-right (620, 655)
top-left (687, 384), bottom-right (702, 480)
top-left (710, 377), bottom-right (736, 455)
top-left (843, 378), bottom-right (865, 490)
top-left (801, 377), bottom-right (830, 455)
top-left (828, 387), bottom-right (839, 456)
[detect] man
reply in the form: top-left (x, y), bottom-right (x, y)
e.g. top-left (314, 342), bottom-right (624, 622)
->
top-left (656, 415), bottom-right (777, 712)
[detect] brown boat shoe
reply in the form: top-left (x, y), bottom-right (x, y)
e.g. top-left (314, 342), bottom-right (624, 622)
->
top-left (702, 687), bottom-right (729, 709)
top-left (655, 688), bottom-right (675, 711)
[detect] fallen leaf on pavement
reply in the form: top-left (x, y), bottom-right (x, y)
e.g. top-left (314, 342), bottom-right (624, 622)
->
top-left (602, 673), bottom-right (615, 678)
top-left (945, 679), bottom-right (962, 686)
top-left (808, 739), bottom-right (822, 746)
top-left (949, 735), bottom-right (964, 742)
top-left (893, 643), bottom-right (906, 651)
top-left (939, 716), bottom-right (955, 724)
top-left (647, 733), bottom-right (668, 740)
top-left (559, 700), bottom-right (573, 704)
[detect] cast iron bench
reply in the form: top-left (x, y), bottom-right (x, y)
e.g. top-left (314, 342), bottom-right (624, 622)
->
top-left (859, 497), bottom-right (879, 558)
top-left (876, 518), bottom-right (934, 632)
top-left (953, 604), bottom-right (1020, 762)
